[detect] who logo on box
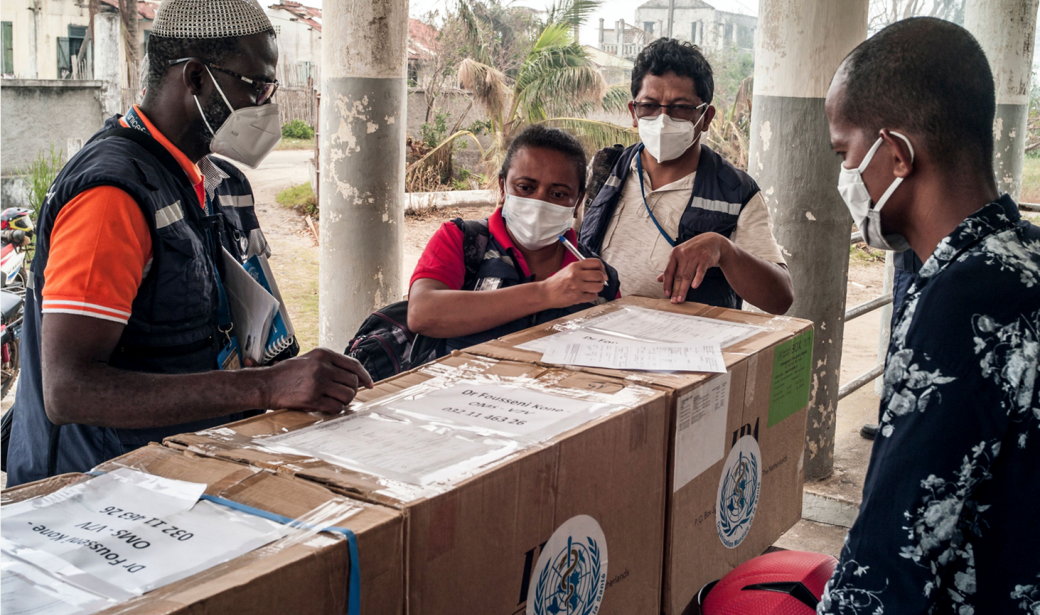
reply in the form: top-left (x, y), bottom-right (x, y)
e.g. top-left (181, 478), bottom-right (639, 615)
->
top-left (526, 515), bottom-right (608, 615)
top-left (716, 434), bottom-right (762, 549)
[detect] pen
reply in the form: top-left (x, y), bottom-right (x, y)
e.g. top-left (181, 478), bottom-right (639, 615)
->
top-left (559, 235), bottom-right (609, 286)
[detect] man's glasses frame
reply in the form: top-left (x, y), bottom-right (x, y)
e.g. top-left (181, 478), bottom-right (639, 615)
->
top-left (167, 57), bottom-right (279, 105)
top-left (632, 101), bottom-right (708, 121)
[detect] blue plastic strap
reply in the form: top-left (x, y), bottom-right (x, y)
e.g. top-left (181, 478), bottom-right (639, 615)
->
top-left (199, 495), bottom-right (361, 615)
top-left (83, 472), bottom-right (360, 615)
top-left (635, 143), bottom-right (694, 248)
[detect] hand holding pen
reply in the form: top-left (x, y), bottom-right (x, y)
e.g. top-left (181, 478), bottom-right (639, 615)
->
top-left (559, 235), bottom-right (609, 286)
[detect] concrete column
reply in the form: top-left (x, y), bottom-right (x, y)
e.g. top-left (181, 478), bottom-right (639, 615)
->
top-left (598, 18), bottom-right (604, 47)
top-left (318, 0), bottom-right (408, 351)
top-left (964, 0), bottom-right (1039, 200)
top-left (94, 6), bottom-right (122, 117)
top-left (27, 0), bottom-right (40, 79)
top-left (747, 0), bottom-right (868, 480)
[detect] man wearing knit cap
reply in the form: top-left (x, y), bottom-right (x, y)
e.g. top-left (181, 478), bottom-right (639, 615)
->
top-left (6, 0), bottom-right (373, 486)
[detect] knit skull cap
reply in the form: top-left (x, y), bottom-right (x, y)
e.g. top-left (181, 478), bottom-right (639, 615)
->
top-left (152, 0), bottom-right (273, 39)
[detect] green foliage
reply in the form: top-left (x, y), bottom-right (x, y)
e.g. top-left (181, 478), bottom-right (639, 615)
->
top-left (281, 120), bottom-right (315, 140)
top-left (467, 119), bottom-right (492, 136)
top-left (276, 183), bottom-right (318, 217)
top-left (420, 112), bottom-right (452, 148)
top-left (705, 46), bottom-right (754, 107)
top-left (19, 145), bottom-right (64, 221)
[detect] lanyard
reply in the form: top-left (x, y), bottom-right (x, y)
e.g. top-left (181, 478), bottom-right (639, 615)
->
top-left (635, 144), bottom-right (697, 248)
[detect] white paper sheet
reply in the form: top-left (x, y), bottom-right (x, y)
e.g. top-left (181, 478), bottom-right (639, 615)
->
top-left (382, 381), bottom-right (620, 442)
top-left (1, 469), bottom-right (286, 602)
top-left (221, 247), bottom-right (279, 364)
top-left (673, 372), bottom-right (732, 492)
top-left (541, 331), bottom-right (726, 373)
top-left (1, 553), bottom-right (115, 615)
top-left (516, 306), bottom-right (763, 355)
top-left (261, 411), bottom-right (522, 487)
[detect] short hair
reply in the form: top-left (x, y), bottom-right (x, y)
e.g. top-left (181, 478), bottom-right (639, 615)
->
top-left (145, 32), bottom-right (273, 93)
top-left (837, 17), bottom-right (995, 171)
top-left (631, 38), bottom-right (714, 104)
top-left (499, 125), bottom-right (588, 193)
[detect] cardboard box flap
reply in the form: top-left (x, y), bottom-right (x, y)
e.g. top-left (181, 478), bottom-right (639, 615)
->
top-left (165, 353), bottom-right (664, 509)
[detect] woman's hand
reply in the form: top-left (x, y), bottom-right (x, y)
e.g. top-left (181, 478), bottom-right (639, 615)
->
top-left (539, 259), bottom-right (607, 309)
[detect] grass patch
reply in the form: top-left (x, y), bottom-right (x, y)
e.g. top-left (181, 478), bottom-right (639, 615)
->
top-left (276, 137), bottom-right (315, 151)
top-left (1022, 155), bottom-right (1040, 203)
top-left (276, 183), bottom-right (318, 217)
top-left (849, 242), bottom-right (885, 264)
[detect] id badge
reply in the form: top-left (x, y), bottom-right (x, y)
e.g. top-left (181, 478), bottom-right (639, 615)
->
top-left (218, 336), bottom-right (242, 371)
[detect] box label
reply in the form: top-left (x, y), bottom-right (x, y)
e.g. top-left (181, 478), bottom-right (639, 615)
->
top-left (672, 372), bottom-right (731, 493)
top-left (716, 435), bottom-right (762, 549)
top-left (768, 330), bottom-right (813, 427)
top-left (526, 515), bottom-right (608, 615)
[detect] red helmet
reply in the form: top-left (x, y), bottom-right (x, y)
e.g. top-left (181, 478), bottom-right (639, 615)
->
top-left (698, 551), bottom-right (838, 615)
top-left (1, 208), bottom-right (33, 233)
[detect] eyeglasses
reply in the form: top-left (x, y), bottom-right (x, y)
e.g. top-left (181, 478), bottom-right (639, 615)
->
top-left (632, 101), bottom-right (707, 121)
top-left (167, 58), bottom-right (279, 105)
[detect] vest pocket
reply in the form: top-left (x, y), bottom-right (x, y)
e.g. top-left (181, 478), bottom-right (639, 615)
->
top-left (152, 229), bottom-right (216, 323)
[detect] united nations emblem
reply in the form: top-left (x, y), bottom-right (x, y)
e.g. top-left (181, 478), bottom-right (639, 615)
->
top-left (715, 434), bottom-right (762, 549)
top-left (527, 515), bottom-right (608, 615)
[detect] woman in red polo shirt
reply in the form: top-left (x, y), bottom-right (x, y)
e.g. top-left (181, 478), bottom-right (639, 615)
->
top-left (408, 125), bottom-right (621, 353)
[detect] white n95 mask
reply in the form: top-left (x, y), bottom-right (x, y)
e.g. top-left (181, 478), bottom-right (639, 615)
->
top-left (501, 193), bottom-right (575, 251)
top-left (195, 66), bottom-right (281, 169)
top-left (837, 132), bottom-right (914, 252)
top-left (637, 103), bottom-right (708, 163)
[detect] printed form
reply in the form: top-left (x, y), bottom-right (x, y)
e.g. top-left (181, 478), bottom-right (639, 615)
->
top-left (541, 331), bottom-right (726, 373)
top-left (518, 306), bottom-right (764, 362)
top-left (262, 411), bottom-right (522, 487)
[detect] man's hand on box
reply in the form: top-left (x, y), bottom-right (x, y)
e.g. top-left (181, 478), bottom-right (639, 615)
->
top-left (262, 348), bottom-right (374, 414)
top-left (658, 232), bottom-right (728, 304)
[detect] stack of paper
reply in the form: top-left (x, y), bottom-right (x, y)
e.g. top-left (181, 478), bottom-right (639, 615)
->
top-left (526, 306), bottom-right (764, 374)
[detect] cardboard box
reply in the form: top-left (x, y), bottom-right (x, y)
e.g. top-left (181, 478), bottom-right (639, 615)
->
top-left (166, 353), bottom-right (671, 615)
top-left (465, 296), bottom-right (814, 615)
top-left (2, 444), bottom-right (404, 615)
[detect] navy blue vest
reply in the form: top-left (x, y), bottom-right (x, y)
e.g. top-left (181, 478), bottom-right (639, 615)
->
top-left (579, 144), bottom-right (760, 309)
top-left (8, 116), bottom-right (264, 486)
top-left (443, 227), bottom-right (621, 353)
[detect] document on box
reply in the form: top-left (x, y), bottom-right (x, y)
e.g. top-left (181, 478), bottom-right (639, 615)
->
top-left (262, 411), bottom-right (522, 487)
top-left (2, 553), bottom-right (115, 615)
top-left (541, 331), bottom-right (726, 373)
top-left (673, 372), bottom-right (732, 492)
top-left (384, 381), bottom-right (620, 442)
top-left (515, 306), bottom-right (763, 354)
top-left (583, 306), bottom-right (763, 348)
top-left (1, 469), bottom-right (286, 602)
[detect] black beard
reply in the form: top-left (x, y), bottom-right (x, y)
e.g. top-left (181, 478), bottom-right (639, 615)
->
top-left (192, 89), bottom-right (233, 151)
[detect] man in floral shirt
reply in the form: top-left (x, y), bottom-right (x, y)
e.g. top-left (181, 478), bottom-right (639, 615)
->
top-left (820, 17), bottom-right (1040, 614)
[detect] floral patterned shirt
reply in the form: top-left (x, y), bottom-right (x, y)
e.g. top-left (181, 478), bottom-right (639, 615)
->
top-left (819, 195), bottom-right (1040, 614)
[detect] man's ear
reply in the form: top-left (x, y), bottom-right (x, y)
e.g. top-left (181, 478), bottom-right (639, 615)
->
top-left (180, 59), bottom-right (208, 98)
top-left (701, 105), bottom-right (716, 133)
top-left (628, 100), bottom-right (638, 129)
top-left (880, 128), bottom-right (914, 179)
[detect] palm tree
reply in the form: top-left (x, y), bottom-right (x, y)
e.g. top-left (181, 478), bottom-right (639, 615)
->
top-left (408, 0), bottom-right (638, 186)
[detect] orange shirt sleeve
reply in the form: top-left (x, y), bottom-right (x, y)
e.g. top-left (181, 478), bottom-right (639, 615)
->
top-left (42, 186), bottom-right (153, 324)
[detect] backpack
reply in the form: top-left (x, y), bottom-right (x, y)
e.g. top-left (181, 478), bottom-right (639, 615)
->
top-left (345, 218), bottom-right (490, 383)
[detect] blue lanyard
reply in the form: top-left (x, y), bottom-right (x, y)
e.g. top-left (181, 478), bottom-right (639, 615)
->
top-left (635, 144), bottom-right (697, 248)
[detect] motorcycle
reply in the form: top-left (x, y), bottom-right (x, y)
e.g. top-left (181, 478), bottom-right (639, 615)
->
top-left (2, 207), bottom-right (33, 470)
top-left (2, 207), bottom-right (33, 400)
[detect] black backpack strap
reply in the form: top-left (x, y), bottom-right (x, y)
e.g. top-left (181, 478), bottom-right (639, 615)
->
top-left (585, 144), bottom-right (625, 208)
top-left (451, 218), bottom-right (490, 282)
